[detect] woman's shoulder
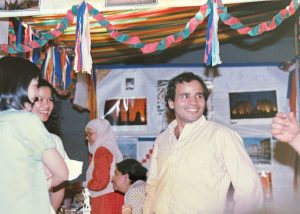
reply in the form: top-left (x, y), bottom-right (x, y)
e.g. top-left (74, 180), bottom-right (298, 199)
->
top-left (49, 133), bottom-right (69, 158)
top-left (50, 133), bottom-right (61, 142)
top-left (125, 181), bottom-right (146, 206)
top-left (96, 146), bottom-right (110, 152)
top-left (127, 180), bottom-right (146, 195)
top-left (94, 146), bottom-right (113, 158)
top-left (1, 109), bottom-right (40, 124)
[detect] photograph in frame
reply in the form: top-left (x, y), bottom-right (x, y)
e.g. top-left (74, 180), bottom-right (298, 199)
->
top-left (125, 78), bottom-right (135, 90)
top-left (104, 97), bottom-right (147, 126)
top-left (229, 90), bottom-right (277, 120)
top-left (243, 137), bottom-right (271, 165)
top-left (157, 80), bottom-right (168, 115)
top-left (106, 0), bottom-right (157, 7)
top-left (117, 137), bottom-right (139, 159)
top-left (0, 0), bottom-right (40, 11)
top-left (258, 171), bottom-right (273, 201)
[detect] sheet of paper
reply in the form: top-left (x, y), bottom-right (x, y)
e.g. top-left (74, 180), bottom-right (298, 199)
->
top-left (65, 159), bottom-right (83, 181)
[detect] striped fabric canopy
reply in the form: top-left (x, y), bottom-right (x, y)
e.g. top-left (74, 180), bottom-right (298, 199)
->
top-left (0, 0), bottom-right (297, 65)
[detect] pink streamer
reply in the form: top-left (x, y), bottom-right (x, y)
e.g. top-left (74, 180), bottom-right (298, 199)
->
top-left (165, 35), bottom-right (176, 47)
top-left (141, 42), bottom-right (159, 53)
top-left (124, 36), bottom-right (142, 45)
top-left (189, 18), bottom-right (199, 33)
top-left (237, 27), bottom-right (251, 34)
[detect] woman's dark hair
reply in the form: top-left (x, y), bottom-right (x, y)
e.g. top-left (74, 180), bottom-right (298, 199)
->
top-left (0, 56), bottom-right (41, 110)
top-left (164, 72), bottom-right (209, 109)
top-left (116, 159), bottom-right (147, 184)
top-left (36, 78), bottom-right (61, 137)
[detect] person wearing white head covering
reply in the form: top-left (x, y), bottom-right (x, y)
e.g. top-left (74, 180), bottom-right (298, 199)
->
top-left (84, 118), bottom-right (124, 214)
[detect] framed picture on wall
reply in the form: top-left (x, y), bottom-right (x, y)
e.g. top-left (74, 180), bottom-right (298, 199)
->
top-left (117, 137), bottom-right (139, 159)
top-left (103, 97), bottom-right (147, 132)
top-left (157, 80), bottom-right (168, 115)
top-left (125, 78), bottom-right (135, 90)
top-left (229, 90), bottom-right (277, 120)
top-left (0, 0), bottom-right (41, 11)
top-left (228, 89), bottom-right (278, 125)
top-left (258, 170), bottom-right (273, 201)
top-left (105, 0), bottom-right (157, 7)
top-left (243, 137), bottom-right (271, 165)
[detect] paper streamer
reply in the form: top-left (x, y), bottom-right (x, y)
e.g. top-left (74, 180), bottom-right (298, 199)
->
top-left (218, 0), bottom-right (299, 36)
top-left (74, 0), bottom-right (93, 74)
top-left (0, 0), bottom-right (298, 66)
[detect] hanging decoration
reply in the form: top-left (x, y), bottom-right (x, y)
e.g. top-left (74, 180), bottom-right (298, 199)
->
top-left (41, 46), bottom-right (76, 96)
top-left (74, 0), bottom-right (93, 74)
top-left (204, 0), bottom-right (221, 66)
top-left (88, 69), bottom-right (97, 119)
top-left (0, 0), bottom-right (299, 67)
top-left (0, 9), bottom-right (74, 53)
top-left (218, 0), bottom-right (298, 36)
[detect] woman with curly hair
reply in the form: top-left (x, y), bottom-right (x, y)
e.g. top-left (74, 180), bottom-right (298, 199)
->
top-left (31, 78), bottom-right (69, 211)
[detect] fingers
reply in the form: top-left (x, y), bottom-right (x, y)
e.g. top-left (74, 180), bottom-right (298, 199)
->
top-left (271, 118), bottom-right (287, 128)
top-left (275, 112), bottom-right (288, 119)
top-left (271, 112), bottom-right (289, 136)
top-left (272, 112), bottom-right (288, 127)
top-left (288, 111), bottom-right (297, 123)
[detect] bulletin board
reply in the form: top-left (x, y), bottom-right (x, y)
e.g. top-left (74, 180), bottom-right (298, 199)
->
top-left (92, 64), bottom-right (300, 211)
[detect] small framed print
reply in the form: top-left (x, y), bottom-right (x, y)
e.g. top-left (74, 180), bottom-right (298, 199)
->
top-left (0, 0), bottom-right (41, 11)
top-left (117, 137), bottom-right (139, 159)
top-left (104, 97), bottom-right (147, 126)
top-left (243, 137), bottom-right (271, 165)
top-left (258, 171), bottom-right (273, 202)
top-left (105, 0), bottom-right (157, 7)
top-left (229, 90), bottom-right (277, 120)
top-left (125, 78), bottom-right (135, 90)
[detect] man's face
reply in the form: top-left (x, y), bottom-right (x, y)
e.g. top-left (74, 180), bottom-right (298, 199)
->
top-left (168, 80), bottom-right (206, 127)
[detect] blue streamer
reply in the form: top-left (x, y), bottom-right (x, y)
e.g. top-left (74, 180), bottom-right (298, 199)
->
top-left (17, 21), bottom-right (22, 45)
top-left (75, 1), bottom-right (86, 70)
top-left (32, 48), bottom-right (40, 65)
top-left (204, 2), bottom-right (214, 65)
top-left (54, 47), bottom-right (62, 83)
top-left (65, 55), bottom-right (71, 87)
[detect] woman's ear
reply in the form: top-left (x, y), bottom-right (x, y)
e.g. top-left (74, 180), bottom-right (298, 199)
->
top-left (124, 174), bottom-right (131, 184)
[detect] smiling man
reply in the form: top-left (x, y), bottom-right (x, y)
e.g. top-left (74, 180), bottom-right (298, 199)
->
top-left (143, 72), bottom-right (263, 214)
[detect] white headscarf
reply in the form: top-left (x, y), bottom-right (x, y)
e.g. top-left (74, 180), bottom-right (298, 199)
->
top-left (86, 118), bottom-right (123, 160)
top-left (85, 118), bottom-right (123, 197)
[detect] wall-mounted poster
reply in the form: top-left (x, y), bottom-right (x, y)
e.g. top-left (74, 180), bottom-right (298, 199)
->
top-left (258, 171), bottom-right (273, 202)
top-left (229, 90), bottom-right (277, 120)
top-left (0, 0), bottom-right (40, 11)
top-left (125, 78), bottom-right (135, 90)
top-left (106, 0), bottom-right (157, 6)
top-left (103, 97), bottom-right (147, 132)
top-left (117, 137), bottom-right (139, 159)
top-left (157, 80), bottom-right (168, 115)
top-left (243, 137), bottom-right (271, 165)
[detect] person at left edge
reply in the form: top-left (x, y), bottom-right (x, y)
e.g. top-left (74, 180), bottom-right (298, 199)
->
top-left (0, 56), bottom-right (68, 214)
